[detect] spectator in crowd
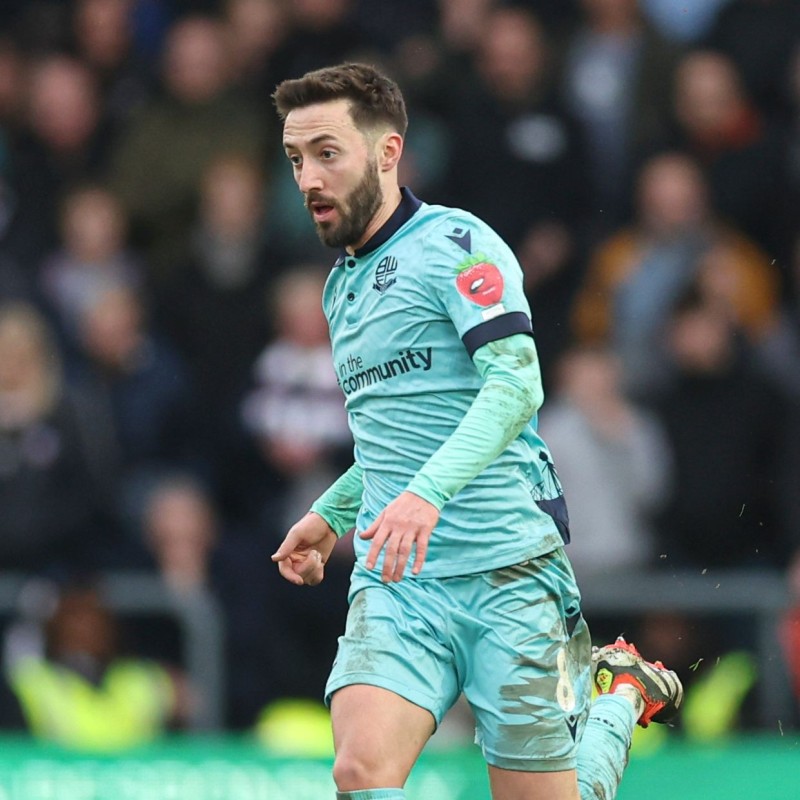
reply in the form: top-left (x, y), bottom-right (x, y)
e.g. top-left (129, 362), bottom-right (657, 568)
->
top-left (438, 4), bottom-right (591, 379)
top-left (782, 42), bottom-right (800, 288)
top-left (3, 0), bottom-right (73, 54)
top-left (38, 183), bottom-right (143, 351)
top-left (766, 238), bottom-right (800, 535)
top-left (138, 472), bottom-right (275, 728)
top-left (704, 0), bottom-right (800, 121)
top-left (5, 582), bottom-right (185, 750)
top-left (109, 14), bottom-right (270, 282)
top-left (0, 302), bottom-right (112, 574)
top-left (353, 0), bottom-right (438, 54)
top-left (157, 153), bottom-right (274, 452)
top-left (558, 0), bottom-right (683, 228)
top-left (667, 48), bottom-right (791, 261)
top-left (647, 286), bottom-right (791, 569)
top-left (69, 0), bottom-right (154, 135)
top-left (759, 229), bottom-right (800, 390)
top-left (538, 344), bottom-right (671, 580)
top-left (7, 54), bottom-right (107, 269)
top-left (140, 473), bottom-right (220, 595)
top-left (0, 37), bottom-right (25, 149)
top-left (237, 267), bottom-right (352, 531)
top-left (443, 5), bottom-right (589, 257)
top-left (391, 0), bottom-right (579, 126)
top-left (270, 0), bottom-right (370, 84)
top-left (571, 150), bottom-right (780, 395)
top-left (72, 285), bottom-right (202, 499)
top-left (391, 0), bottom-right (494, 120)
top-left (222, 0), bottom-right (289, 94)
top-left (698, 232), bottom-right (800, 398)
top-left (639, 284), bottom-right (796, 731)
top-left (0, 39), bottom-right (32, 298)
top-left (639, 0), bottom-right (731, 44)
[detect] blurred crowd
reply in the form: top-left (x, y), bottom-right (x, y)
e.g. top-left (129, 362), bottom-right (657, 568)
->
top-left (0, 0), bottom-right (800, 743)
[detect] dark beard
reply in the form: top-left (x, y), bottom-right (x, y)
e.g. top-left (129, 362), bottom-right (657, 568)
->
top-left (310, 158), bottom-right (383, 249)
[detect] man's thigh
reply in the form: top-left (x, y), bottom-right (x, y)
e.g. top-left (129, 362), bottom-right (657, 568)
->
top-left (325, 578), bottom-right (461, 725)
top-left (451, 549), bottom-right (593, 773)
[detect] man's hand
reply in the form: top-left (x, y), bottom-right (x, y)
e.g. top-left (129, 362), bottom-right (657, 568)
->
top-left (271, 512), bottom-right (338, 586)
top-left (360, 491), bottom-right (439, 582)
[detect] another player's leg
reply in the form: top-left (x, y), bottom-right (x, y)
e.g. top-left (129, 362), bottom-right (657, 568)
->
top-left (330, 684), bottom-right (434, 799)
top-left (576, 637), bottom-right (684, 800)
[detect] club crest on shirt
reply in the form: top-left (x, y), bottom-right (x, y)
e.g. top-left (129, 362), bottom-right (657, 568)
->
top-left (455, 253), bottom-right (504, 307)
top-left (373, 255), bottom-right (398, 294)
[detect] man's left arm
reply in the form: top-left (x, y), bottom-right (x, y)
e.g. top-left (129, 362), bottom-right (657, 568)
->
top-left (361, 332), bottom-right (542, 579)
top-left (406, 333), bottom-right (542, 506)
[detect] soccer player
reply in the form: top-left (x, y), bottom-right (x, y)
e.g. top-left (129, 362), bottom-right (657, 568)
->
top-left (270, 63), bottom-right (682, 800)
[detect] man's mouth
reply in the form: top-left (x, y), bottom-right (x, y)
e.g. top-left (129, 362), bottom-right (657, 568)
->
top-left (308, 199), bottom-right (336, 223)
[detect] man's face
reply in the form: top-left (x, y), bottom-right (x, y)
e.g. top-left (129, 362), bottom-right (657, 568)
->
top-left (283, 99), bottom-right (383, 249)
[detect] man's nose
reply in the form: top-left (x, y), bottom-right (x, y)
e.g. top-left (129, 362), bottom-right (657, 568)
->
top-left (298, 163), bottom-right (323, 193)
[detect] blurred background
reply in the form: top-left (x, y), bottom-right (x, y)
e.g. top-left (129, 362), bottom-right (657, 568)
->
top-left (0, 0), bottom-right (799, 797)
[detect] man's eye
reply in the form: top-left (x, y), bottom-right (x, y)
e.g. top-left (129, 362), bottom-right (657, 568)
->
top-left (288, 155), bottom-right (302, 166)
top-left (321, 150), bottom-right (336, 159)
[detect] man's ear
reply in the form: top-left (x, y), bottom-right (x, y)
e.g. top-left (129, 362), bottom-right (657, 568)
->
top-left (378, 131), bottom-right (404, 172)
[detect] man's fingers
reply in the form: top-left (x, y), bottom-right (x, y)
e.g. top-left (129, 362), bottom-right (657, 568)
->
top-left (277, 551), bottom-right (324, 586)
top-left (365, 525), bottom-right (390, 571)
top-left (271, 538), bottom-right (296, 561)
top-left (276, 558), bottom-right (304, 586)
top-left (272, 512), bottom-right (339, 586)
top-left (305, 566), bottom-right (324, 586)
top-left (379, 531), bottom-right (420, 582)
top-left (296, 549), bottom-right (321, 568)
top-left (296, 550), bottom-right (323, 579)
top-left (381, 534), bottom-right (398, 582)
top-left (359, 514), bottom-right (382, 541)
top-left (359, 495), bottom-right (439, 580)
top-left (366, 527), bottom-right (431, 580)
top-left (396, 533), bottom-right (419, 581)
top-left (411, 531), bottom-right (431, 575)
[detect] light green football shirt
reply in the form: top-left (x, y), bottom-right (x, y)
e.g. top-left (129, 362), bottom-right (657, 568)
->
top-left (323, 189), bottom-right (567, 578)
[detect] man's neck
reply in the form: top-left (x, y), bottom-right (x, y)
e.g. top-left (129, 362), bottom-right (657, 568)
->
top-left (346, 185), bottom-right (403, 254)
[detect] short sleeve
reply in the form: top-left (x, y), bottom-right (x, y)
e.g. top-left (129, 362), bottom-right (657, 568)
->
top-left (423, 214), bottom-right (533, 357)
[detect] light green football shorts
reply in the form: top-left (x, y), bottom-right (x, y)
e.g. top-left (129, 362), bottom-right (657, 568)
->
top-left (325, 548), bottom-right (592, 772)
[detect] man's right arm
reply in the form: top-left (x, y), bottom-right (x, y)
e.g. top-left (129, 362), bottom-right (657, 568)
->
top-left (272, 463), bottom-right (363, 585)
top-left (310, 461), bottom-right (364, 537)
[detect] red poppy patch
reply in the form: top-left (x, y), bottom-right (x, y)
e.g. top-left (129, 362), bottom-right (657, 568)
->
top-left (455, 255), bottom-right (504, 307)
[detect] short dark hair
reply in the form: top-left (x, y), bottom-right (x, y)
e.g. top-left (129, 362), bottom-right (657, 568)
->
top-left (273, 62), bottom-right (408, 137)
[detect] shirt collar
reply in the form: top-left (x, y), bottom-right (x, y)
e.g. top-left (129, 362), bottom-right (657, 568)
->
top-left (339, 187), bottom-right (422, 261)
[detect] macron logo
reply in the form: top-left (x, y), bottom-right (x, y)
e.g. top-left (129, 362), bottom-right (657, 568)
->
top-left (446, 227), bottom-right (472, 253)
top-left (337, 348), bottom-right (433, 395)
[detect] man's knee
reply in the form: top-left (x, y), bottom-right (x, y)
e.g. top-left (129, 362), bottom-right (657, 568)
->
top-left (489, 765), bottom-right (581, 800)
top-left (333, 748), bottom-right (389, 791)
